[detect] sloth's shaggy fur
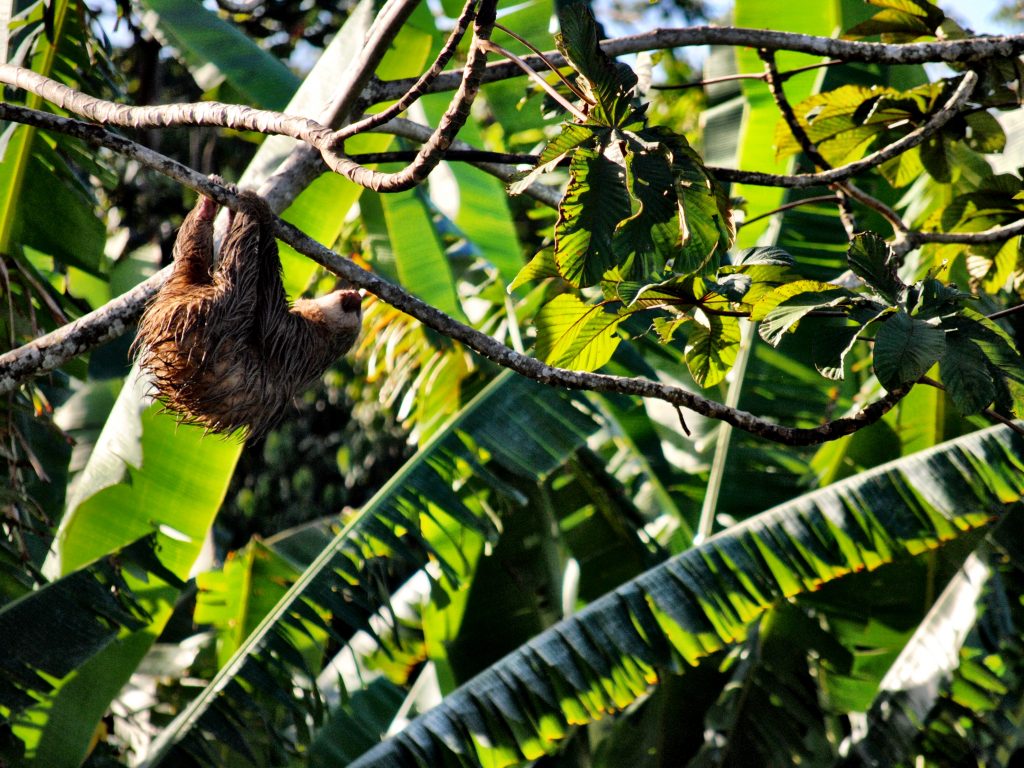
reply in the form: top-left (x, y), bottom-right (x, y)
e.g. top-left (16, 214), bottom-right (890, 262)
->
top-left (135, 188), bottom-right (361, 439)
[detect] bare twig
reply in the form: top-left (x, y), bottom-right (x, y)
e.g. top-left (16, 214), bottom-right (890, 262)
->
top-left (715, 70), bottom-right (979, 190)
top-left (494, 22), bottom-right (591, 103)
top-left (738, 194), bottom-right (840, 228)
top-left (987, 303), bottom-right (1024, 322)
top-left (322, 0), bottom-right (499, 192)
top-left (757, 49), bottom-right (858, 237)
top-left (349, 149), bottom-right (537, 165)
top-left (477, 39), bottom-right (590, 121)
top-left (334, 0), bottom-right (478, 141)
top-left (652, 58), bottom-right (843, 90)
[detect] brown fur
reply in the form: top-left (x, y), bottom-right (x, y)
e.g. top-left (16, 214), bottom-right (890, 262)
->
top-left (134, 188), bottom-right (362, 439)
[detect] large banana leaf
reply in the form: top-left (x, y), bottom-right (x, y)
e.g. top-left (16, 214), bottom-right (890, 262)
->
top-left (342, 424), bottom-right (1024, 767)
top-left (139, 371), bottom-right (602, 766)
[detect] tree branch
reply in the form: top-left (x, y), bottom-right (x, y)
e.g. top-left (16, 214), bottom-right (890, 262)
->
top-left (322, 0), bottom-right (498, 192)
top-left (711, 70), bottom-right (979, 189)
top-left (0, 146), bottom-right (908, 446)
top-left (333, 0), bottom-right (478, 141)
top-left (758, 48), bottom-right (858, 237)
top-left (369, 28), bottom-right (1024, 102)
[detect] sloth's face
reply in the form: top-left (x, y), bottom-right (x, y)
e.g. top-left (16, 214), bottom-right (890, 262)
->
top-left (313, 290), bottom-right (363, 335)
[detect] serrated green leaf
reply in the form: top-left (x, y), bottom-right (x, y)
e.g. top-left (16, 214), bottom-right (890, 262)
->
top-left (613, 274), bottom-right (701, 307)
top-left (759, 288), bottom-right (852, 347)
top-left (555, 5), bottom-right (638, 127)
top-left (947, 309), bottom-right (1024, 385)
top-left (554, 146), bottom-right (631, 287)
top-left (614, 139), bottom-right (681, 279)
top-left (751, 280), bottom-right (845, 322)
top-left (940, 334), bottom-right (997, 415)
top-left (879, 145), bottom-right (925, 188)
top-left (539, 123), bottom-right (599, 166)
top-left (873, 311), bottom-right (946, 390)
top-left (685, 313), bottom-right (741, 388)
top-left (847, 232), bottom-right (904, 303)
top-left (653, 314), bottom-right (691, 343)
top-left (534, 293), bottom-right (623, 371)
top-left (509, 124), bottom-right (600, 197)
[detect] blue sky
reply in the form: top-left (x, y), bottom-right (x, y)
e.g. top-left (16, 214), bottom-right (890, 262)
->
top-left (944, 0), bottom-right (1004, 32)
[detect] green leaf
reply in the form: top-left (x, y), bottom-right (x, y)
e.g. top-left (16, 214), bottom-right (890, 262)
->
top-left (685, 313), bottom-right (742, 388)
top-left (554, 145), bottom-right (632, 287)
top-left (139, 0), bottom-right (299, 110)
top-left (732, 247), bottom-right (796, 267)
top-left (509, 126), bottom-right (598, 197)
top-left (509, 249), bottom-right (561, 291)
top-left (378, 188), bottom-right (466, 321)
top-left (847, 232), bottom-right (904, 303)
top-left (0, 535), bottom-right (177, 719)
top-left (945, 309), bottom-right (1024, 386)
top-left (346, 425), bottom-right (1024, 768)
top-left (919, 134), bottom-right (952, 183)
top-left (555, 4), bottom-right (638, 127)
top-left (535, 293), bottom-right (623, 371)
top-left (754, 281), bottom-right (854, 347)
top-left (195, 540), bottom-right (311, 668)
top-left (940, 333), bottom-right (997, 415)
top-left (964, 111), bottom-right (1006, 154)
top-left (138, 373), bottom-right (601, 765)
top-left (873, 311), bottom-right (946, 390)
top-left (812, 306), bottom-right (888, 380)
top-left (614, 138), bottom-right (681, 280)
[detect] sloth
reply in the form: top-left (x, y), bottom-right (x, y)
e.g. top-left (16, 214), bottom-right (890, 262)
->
top-left (134, 186), bottom-right (362, 439)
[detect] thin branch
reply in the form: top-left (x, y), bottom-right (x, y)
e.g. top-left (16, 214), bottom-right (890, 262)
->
top-left (250, 0), bottom-right (427, 211)
top-left (477, 39), bottom-right (590, 121)
top-left (986, 303), bottom-right (1024, 322)
top-left (349, 149), bottom-right (537, 164)
top-left (0, 64), bottom-right (334, 146)
top-left (758, 48), bottom-right (858, 237)
top-left (370, 28), bottom-right (1024, 103)
top-left (494, 22), bottom-right (591, 103)
top-left (652, 58), bottom-right (843, 91)
top-left (333, 0), bottom-right (478, 141)
top-left (919, 376), bottom-right (1024, 437)
top-left (905, 218), bottom-right (1024, 247)
top-left (738, 194), bottom-right (841, 228)
top-left (322, 0), bottom-right (499, 192)
top-left (716, 69), bottom-right (980, 190)
top-left (326, 0), bottom-right (425, 133)
top-left (0, 64), bottom-right (979, 198)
